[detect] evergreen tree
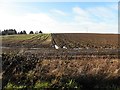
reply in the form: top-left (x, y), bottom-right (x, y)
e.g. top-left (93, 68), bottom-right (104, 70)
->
top-left (29, 31), bottom-right (34, 34)
top-left (23, 30), bottom-right (27, 34)
top-left (39, 30), bottom-right (43, 34)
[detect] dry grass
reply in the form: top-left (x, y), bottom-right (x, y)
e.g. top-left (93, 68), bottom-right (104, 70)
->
top-left (2, 53), bottom-right (120, 89)
top-left (36, 59), bottom-right (120, 80)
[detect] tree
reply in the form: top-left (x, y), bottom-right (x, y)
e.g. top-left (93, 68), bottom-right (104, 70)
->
top-left (39, 30), bottom-right (43, 34)
top-left (2, 31), bottom-right (6, 35)
top-left (23, 30), bottom-right (27, 34)
top-left (1, 29), bottom-right (17, 35)
top-left (17, 32), bottom-right (20, 34)
top-left (20, 31), bottom-right (23, 34)
top-left (29, 31), bottom-right (34, 34)
top-left (13, 29), bottom-right (17, 34)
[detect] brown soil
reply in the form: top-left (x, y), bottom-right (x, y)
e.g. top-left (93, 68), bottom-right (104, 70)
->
top-left (52, 33), bottom-right (120, 49)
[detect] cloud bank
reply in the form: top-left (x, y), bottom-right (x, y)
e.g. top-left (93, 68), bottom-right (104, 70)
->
top-left (0, 2), bottom-right (118, 33)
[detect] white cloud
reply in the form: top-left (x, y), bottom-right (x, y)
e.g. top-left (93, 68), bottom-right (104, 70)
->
top-left (72, 7), bottom-right (91, 23)
top-left (70, 6), bottom-right (118, 33)
top-left (110, 4), bottom-right (118, 10)
top-left (73, 7), bottom-right (88, 17)
top-left (87, 7), bottom-right (117, 21)
top-left (25, 13), bottom-right (57, 24)
top-left (0, 13), bottom-right (58, 33)
top-left (50, 9), bottom-right (67, 16)
top-left (0, 4), bottom-right (118, 33)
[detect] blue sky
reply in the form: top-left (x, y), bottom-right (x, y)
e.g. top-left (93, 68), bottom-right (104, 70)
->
top-left (0, 2), bottom-right (118, 33)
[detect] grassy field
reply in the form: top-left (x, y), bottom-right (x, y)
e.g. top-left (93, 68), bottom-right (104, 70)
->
top-left (1, 34), bottom-right (38, 40)
top-left (1, 34), bottom-right (52, 48)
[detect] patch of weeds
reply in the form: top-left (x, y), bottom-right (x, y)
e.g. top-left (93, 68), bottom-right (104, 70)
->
top-left (62, 79), bottom-right (81, 89)
top-left (4, 83), bottom-right (26, 89)
top-left (34, 81), bottom-right (50, 89)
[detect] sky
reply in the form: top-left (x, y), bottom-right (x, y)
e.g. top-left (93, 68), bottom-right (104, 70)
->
top-left (0, 1), bottom-right (118, 33)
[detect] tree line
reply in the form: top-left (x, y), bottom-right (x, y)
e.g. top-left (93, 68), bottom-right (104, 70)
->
top-left (0, 29), bottom-right (43, 35)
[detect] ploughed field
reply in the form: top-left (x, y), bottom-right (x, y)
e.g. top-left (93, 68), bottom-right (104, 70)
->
top-left (51, 33), bottom-right (119, 49)
top-left (2, 47), bottom-right (120, 59)
top-left (1, 33), bottom-right (120, 89)
top-left (1, 33), bottom-right (120, 49)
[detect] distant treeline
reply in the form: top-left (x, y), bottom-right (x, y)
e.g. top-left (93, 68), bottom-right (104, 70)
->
top-left (0, 29), bottom-right (42, 35)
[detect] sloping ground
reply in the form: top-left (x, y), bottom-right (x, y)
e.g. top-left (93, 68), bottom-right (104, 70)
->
top-left (51, 33), bottom-right (119, 49)
top-left (1, 34), bottom-right (52, 48)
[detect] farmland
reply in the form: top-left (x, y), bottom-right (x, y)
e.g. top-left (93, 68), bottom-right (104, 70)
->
top-left (1, 33), bottom-right (120, 89)
top-left (52, 33), bottom-right (119, 49)
top-left (1, 34), bottom-right (52, 48)
top-left (1, 33), bottom-right (120, 49)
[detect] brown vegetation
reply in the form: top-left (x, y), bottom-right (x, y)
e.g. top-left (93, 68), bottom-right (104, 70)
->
top-left (1, 33), bottom-right (120, 89)
top-left (2, 52), bottom-right (120, 89)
